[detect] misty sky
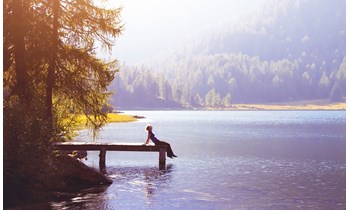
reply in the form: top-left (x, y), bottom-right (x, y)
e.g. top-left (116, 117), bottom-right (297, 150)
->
top-left (102, 0), bottom-right (271, 64)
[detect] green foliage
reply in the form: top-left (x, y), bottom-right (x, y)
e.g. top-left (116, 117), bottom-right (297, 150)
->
top-left (4, 0), bottom-right (123, 137)
top-left (3, 0), bottom-right (123, 206)
top-left (4, 96), bottom-right (56, 207)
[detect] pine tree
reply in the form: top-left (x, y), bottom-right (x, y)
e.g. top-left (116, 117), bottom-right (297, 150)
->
top-left (4, 0), bottom-right (123, 136)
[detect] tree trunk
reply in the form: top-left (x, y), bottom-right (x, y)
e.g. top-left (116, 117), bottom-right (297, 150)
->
top-left (46, 0), bottom-right (59, 130)
top-left (13, 0), bottom-right (30, 103)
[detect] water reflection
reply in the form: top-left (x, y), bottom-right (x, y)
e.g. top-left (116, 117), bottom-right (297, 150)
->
top-left (51, 164), bottom-right (173, 209)
top-left (51, 186), bottom-right (109, 209)
top-left (106, 164), bottom-right (173, 208)
top-left (65, 111), bottom-right (345, 209)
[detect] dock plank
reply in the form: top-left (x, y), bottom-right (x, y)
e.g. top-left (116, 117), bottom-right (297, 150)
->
top-left (53, 142), bottom-right (168, 168)
top-left (53, 142), bottom-right (166, 152)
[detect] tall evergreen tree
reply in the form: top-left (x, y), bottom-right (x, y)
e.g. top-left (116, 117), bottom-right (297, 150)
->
top-left (3, 0), bottom-right (123, 206)
top-left (4, 0), bottom-right (123, 136)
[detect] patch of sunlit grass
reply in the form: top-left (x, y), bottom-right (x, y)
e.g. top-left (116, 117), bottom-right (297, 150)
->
top-left (63, 113), bottom-right (136, 129)
top-left (106, 113), bottom-right (136, 123)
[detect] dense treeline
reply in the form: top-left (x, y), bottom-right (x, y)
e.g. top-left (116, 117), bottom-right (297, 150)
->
top-left (111, 0), bottom-right (345, 109)
top-left (112, 54), bottom-right (345, 108)
top-left (3, 0), bottom-right (122, 207)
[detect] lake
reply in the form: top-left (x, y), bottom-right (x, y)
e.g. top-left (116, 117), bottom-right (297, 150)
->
top-left (51, 111), bottom-right (346, 209)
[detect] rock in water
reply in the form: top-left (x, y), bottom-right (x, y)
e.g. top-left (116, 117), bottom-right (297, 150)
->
top-left (54, 155), bottom-right (112, 187)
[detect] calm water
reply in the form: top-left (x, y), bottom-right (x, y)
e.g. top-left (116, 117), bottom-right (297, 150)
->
top-left (51, 111), bottom-right (346, 210)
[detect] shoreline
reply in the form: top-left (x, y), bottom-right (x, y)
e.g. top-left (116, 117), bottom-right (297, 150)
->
top-left (207, 102), bottom-right (346, 111)
top-left (117, 102), bottom-right (346, 111)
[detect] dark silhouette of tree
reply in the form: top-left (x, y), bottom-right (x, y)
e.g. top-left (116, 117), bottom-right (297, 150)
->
top-left (3, 0), bottom-right (123, 207)
top-left (12, 0), bottom-right (31, 103)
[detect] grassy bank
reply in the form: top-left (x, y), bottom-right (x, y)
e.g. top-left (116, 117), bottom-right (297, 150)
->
top-left (106, 113), bottom-right (137, 123)
top-left (64, 113), bottom-right (136, 129)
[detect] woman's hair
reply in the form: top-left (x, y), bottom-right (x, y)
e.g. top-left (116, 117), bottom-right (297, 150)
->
top-left (145, 124), bottom-right (152, 132)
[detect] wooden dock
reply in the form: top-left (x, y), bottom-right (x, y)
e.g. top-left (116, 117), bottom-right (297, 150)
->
top-left (53, 142), bottom-right (168, 170)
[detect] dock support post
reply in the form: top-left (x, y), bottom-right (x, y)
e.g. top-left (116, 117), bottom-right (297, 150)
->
top-left (159, 148), bottom-right (166, 166)
top-left (99, 147), bottom-right (106, 173)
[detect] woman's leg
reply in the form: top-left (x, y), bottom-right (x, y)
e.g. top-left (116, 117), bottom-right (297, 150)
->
top-left (156, 141), bottom-right (176, 157)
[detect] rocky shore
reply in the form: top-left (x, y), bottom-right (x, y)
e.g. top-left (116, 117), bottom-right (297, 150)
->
top-left (53, 153), bottom-right (112, 187)
top-left (5, 152), bottom-right (112, 210)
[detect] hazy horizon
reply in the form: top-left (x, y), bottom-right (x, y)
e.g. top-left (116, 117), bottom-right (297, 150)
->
top-left (103, 0), bottom-right (271, 64)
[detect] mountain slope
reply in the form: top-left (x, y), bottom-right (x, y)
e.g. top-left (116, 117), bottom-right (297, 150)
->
top-left (111, 0), bottom-right (346, 109)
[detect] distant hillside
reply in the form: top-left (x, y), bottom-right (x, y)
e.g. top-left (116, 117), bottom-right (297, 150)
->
top-left (189, 0), bottom-right (345, 62)
top-left (110, 0), bottom-right (346, 109)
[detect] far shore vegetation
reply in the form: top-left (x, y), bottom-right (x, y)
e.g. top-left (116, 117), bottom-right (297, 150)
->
top-left (210, 101), bottom-right (346, 111)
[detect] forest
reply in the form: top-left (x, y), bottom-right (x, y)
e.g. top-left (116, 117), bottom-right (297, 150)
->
top-left (3, 0), bottom-right (122, 207)
top-left (110, 0), bottom-right (346, 109)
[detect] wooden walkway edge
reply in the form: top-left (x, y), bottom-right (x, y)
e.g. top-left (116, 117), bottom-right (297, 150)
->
top-left (53, 142), bottom-right (168, 170)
